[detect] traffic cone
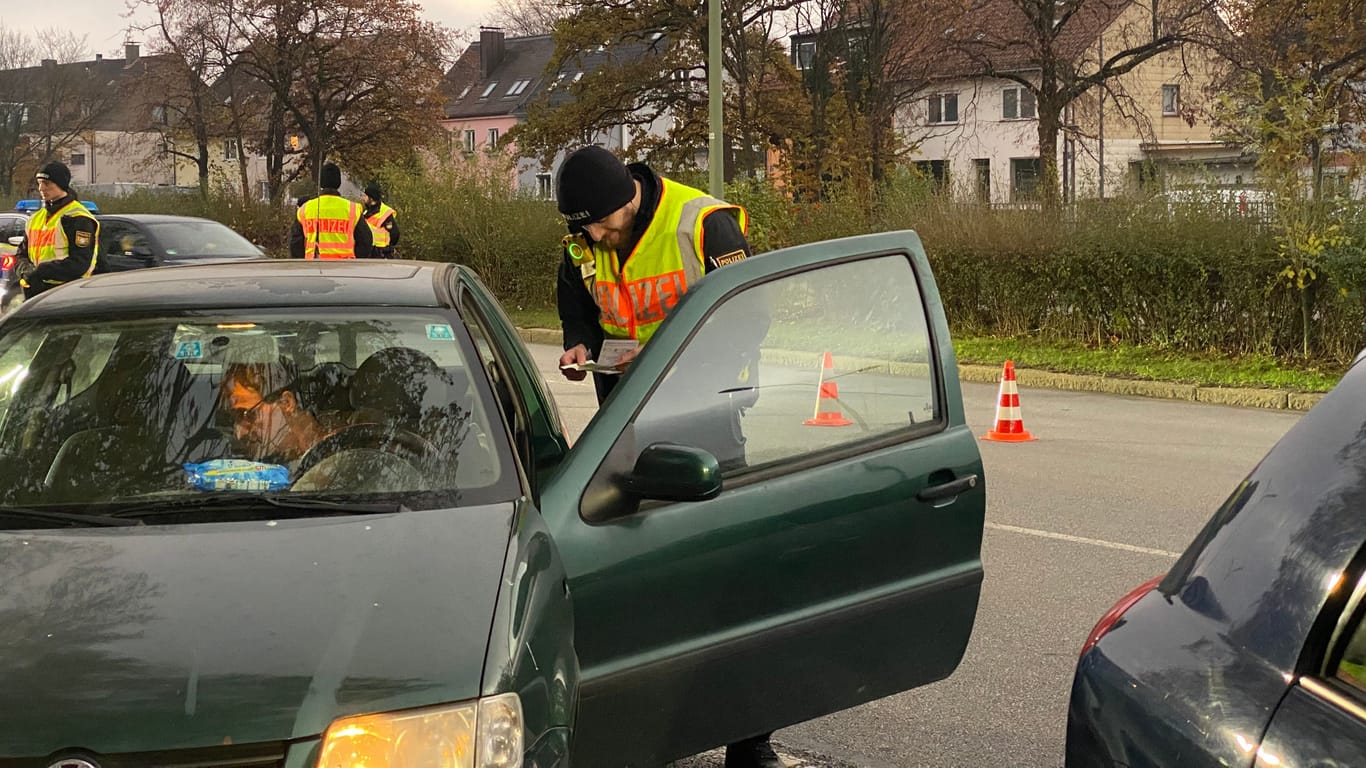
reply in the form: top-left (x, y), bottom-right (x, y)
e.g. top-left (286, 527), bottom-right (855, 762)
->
top-left (804, 352), bottom-right (853, 427)
top-left (982, 360), bottom-right (1036, 442)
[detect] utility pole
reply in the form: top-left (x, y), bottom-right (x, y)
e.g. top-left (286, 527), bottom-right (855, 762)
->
top-left (708, 0), bottom-right (723, 197)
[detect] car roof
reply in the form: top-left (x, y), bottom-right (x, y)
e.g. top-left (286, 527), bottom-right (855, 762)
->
top-left (18, 260), bottom-right (456, 318)
top-left (95, 214), bottom-right (226, 224)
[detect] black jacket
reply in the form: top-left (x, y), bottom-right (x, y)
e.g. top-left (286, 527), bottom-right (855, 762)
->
top-left (14, 194), bottom-right (99, 297)
top-left (289, 191), bottom-right (373, 259)
top-left (556, 163), bottom-right (757, 403)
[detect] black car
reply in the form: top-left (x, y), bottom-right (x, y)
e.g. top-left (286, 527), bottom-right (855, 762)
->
top-left (1066, 352), bottom-right (1366, 767)
top-left (96, 213), bottom-right (265, 270)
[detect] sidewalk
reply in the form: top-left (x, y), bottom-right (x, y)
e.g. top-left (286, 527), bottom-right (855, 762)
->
top-left (516, 327), bottom-right (1324, 413)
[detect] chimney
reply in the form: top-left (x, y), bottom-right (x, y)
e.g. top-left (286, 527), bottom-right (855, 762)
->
top-left (125, 43), bottom-right (139, 64)
top-left (479, 27), bottom-right (505, 79)
top-left (95, 53), bottom-right (103, 62)
top-left (41, 59), bottom-right (56, 70)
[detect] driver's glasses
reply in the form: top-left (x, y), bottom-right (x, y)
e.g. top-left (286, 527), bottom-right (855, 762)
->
top-left (228, 386), bottom-right (286, 427)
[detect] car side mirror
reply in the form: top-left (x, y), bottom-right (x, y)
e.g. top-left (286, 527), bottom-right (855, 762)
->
top-left (7, 236), bottom-right (20, 247)
top-left (620, 442), bottom-right (722, 502)
top-left (130, 245), bottom-right (155, 261)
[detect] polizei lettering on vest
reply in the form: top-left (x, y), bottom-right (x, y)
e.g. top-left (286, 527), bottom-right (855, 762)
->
top-left (626, 271), bottom-right (685, 323)
top-left (302, 218), bottom-right (353, 236)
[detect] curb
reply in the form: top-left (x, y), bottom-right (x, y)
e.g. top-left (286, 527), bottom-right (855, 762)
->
top-left (517, 328), bottom-right (1325, 413)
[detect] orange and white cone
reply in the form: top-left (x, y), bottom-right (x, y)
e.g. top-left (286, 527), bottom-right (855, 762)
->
top-left (804, 351), bottom-right (853, 427)
top-left (982, 360), bottom-right (1036, 442)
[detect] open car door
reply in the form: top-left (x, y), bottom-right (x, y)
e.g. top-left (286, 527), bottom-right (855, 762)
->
top-left (539, 230), bottom-right (987, 765)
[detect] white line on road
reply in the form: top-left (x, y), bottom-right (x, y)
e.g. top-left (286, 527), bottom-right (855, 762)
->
top-left (986, 522), bottom-right (1181, 559)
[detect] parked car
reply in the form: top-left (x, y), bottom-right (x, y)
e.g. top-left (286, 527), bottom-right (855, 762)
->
top-left (96, 213), bottom-right (265, 270)
top-left (1066, 352), bottom-right (1366, 767)
top-left (0, 211), bottom-right (26, 311)
top-left (0, 232), bottom-right (986, 767)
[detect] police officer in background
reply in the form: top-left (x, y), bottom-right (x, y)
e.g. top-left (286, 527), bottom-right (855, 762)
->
top-left (554, 145), bottom-right (777, 768)
top-left (12, 161), bottom-right (100, 299)
top-left (361, 182), bottom-right (399, 259)
top-left (290, 162), bottom-right (371, 259)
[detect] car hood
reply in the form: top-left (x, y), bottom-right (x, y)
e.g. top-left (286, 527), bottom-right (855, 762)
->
top-left (0, 503), bottom-right (516, 757)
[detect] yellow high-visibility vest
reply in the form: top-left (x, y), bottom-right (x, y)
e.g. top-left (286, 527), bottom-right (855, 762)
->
top-left (25, 199), bottom-right (99, 276)
top-left (365, 203), bottom-right (396, 248)
top-left (298, 194), bottom-right (362, 259)
top-left (568, 177), bottom-right (747, 345)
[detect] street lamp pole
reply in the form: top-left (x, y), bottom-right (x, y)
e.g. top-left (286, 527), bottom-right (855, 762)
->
top-left (708, 0), bottom-right (723, 197)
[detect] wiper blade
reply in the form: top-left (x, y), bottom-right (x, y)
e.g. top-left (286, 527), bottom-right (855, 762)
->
top-left (110, 492), bottom-right (404, 520)
top-left (0, 505), bottom-right (143, 528)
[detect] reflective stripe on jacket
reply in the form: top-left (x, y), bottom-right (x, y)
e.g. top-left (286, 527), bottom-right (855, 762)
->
top-left (365, 203), bottom-right (395, 248)
top-left (571, 177), bottom-right (747, 345)
top-left (26, 199), bottom-right (99, 277)
top-left (298, 194), bottom-right (362, 259)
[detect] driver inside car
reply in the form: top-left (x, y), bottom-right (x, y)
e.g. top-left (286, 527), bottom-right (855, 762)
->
top-left (220, 358), bottom-right (425, 493)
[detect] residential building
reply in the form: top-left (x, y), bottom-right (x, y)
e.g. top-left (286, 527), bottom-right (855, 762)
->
top-left (442, 27), bottom-right (671, 197)
top-left (898, 1), bottom-right (1252, 204)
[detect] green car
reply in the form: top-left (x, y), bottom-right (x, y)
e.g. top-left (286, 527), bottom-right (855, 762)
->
top-left (0, 231), bottom-right (985, 767)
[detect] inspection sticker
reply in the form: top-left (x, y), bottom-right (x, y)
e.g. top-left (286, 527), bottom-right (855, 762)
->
top-left (174, 340), bottom-right (204, 359)
top-left (426, 324), bottom-right (456, 341)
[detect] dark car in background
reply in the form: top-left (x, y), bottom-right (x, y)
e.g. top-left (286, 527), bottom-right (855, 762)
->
top-left (96, 213), bottom-right (265, 271)
top-left (1066, 352), bottom-right (1366, 767)
top-left (0, 212), bottom-right (26, 311)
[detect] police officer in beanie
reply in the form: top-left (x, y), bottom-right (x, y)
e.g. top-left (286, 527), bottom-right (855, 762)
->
top-left (360, 182), bottom-right (399, 259)
top-left (554, 146), bottom-right (776, 768)
top-left (12, 161), bottom-right (100, 299)
top-left (556, 146), bottom-right (761, 400)
top-left (290, 162), bottom-right (371, 259)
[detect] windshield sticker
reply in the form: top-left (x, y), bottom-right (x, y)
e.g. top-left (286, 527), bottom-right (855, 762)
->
top-left (174, 340), bottom-right (204, 359)
top-left (426, 324), bottom-right (456, 341)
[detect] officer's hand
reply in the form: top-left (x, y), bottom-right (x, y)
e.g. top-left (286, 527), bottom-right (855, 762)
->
top-left (559, 344), bottom-right (590, 381)
top-left (13, 256), bottom-right (35, 281)
top-left (615, 346), bottom-right (640, 369)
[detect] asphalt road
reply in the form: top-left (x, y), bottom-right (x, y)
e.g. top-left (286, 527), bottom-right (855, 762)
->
top-left (527, 343), bottom-right (1304, 767)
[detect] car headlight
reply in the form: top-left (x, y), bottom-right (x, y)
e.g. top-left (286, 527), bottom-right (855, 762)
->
top-left (317, 693), bottom-right (524, 768)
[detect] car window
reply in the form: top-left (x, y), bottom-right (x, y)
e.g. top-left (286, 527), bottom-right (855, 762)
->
top-left (146, 220), bottom-right (261, 257)
top-left (99, 220), bottom-right (148, 256)
top-left (1335, 588), bottom-right (1366, 695)
top-left (0, 311), bottom-right (506, 515)
top-left (0, 215), bottom-right (25, 242)
top-left (627, 254), bottom-right (939, 474)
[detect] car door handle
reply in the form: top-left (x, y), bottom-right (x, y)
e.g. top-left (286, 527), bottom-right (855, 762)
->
top-left (917, 474), bottom-right (979, 502)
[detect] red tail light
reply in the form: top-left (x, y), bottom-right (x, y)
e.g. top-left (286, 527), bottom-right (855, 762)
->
top-left (1, 254), bottom-right (12, 271)
top-left (1080, 575), bottom-right (1164, 657)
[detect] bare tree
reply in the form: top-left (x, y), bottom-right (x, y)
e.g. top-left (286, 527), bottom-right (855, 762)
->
top-left (0, 24), bottom-right (38, 194)
top-left (942, 0), bottom-right (1218, 206)
top-left (486, 0), bottom-right (570, 37)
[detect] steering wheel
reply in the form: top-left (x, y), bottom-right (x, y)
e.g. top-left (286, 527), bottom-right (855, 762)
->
top-left (295, 422), bottom-right (440, 480)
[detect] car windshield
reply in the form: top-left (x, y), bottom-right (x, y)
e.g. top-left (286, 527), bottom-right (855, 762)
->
top-left (0, 310), bottom-right (505, 518)
top-left (146, 219), bottom-right (262, 257)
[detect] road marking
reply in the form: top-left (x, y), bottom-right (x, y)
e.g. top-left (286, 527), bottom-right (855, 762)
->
top-left (986, 522), bottom-right (1181, 558)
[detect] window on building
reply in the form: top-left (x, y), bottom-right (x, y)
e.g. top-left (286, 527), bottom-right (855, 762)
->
top-left (1162, 84), bottom-right (1180, 116)
top-left (506, 79), bottom-right (530, 96)
top-left (70, 152), bottom-right (86, 167)
top-left (794, 40), bottom-right (816, 71)
top-left (573, 72), bottom-right (584, 83)
top-left (225, 138), bottom-right (241, 161)
top-left (537, 173), bottom-right (552, 200)
top-left (487, 128), bottom-right (499, 149)
top-left (915, 159), bottom-right (949, 190)
top-left (457, 85), bottom-right (472, 100)
top-left (151, 105), bottom-right (167, 124)
top-left (974, 158), bottom-right (991, 202)
top-left (1011, 158), bottom-right (1042, 200)
top-left (463, 129), bottom-right (476, 153)
top-left (1002, 87), bottom-right (1037, 120)
top-left (480, 82), bottom-right (499, 98)
top-left (927, 93), bottom-right (959, 125)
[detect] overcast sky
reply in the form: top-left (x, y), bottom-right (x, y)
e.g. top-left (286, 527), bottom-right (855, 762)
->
top-left (0, 0), bottom-right (499, 56)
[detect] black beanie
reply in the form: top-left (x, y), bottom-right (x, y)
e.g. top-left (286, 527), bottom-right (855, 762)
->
top-left (364, 182), bottom-right (383, 202)
top-left (35, 161), bottom-right (72, 192)
top-left (556, 146), bottom-right (635, 231)
top-left (320, 162), bottom-right (342, 190)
